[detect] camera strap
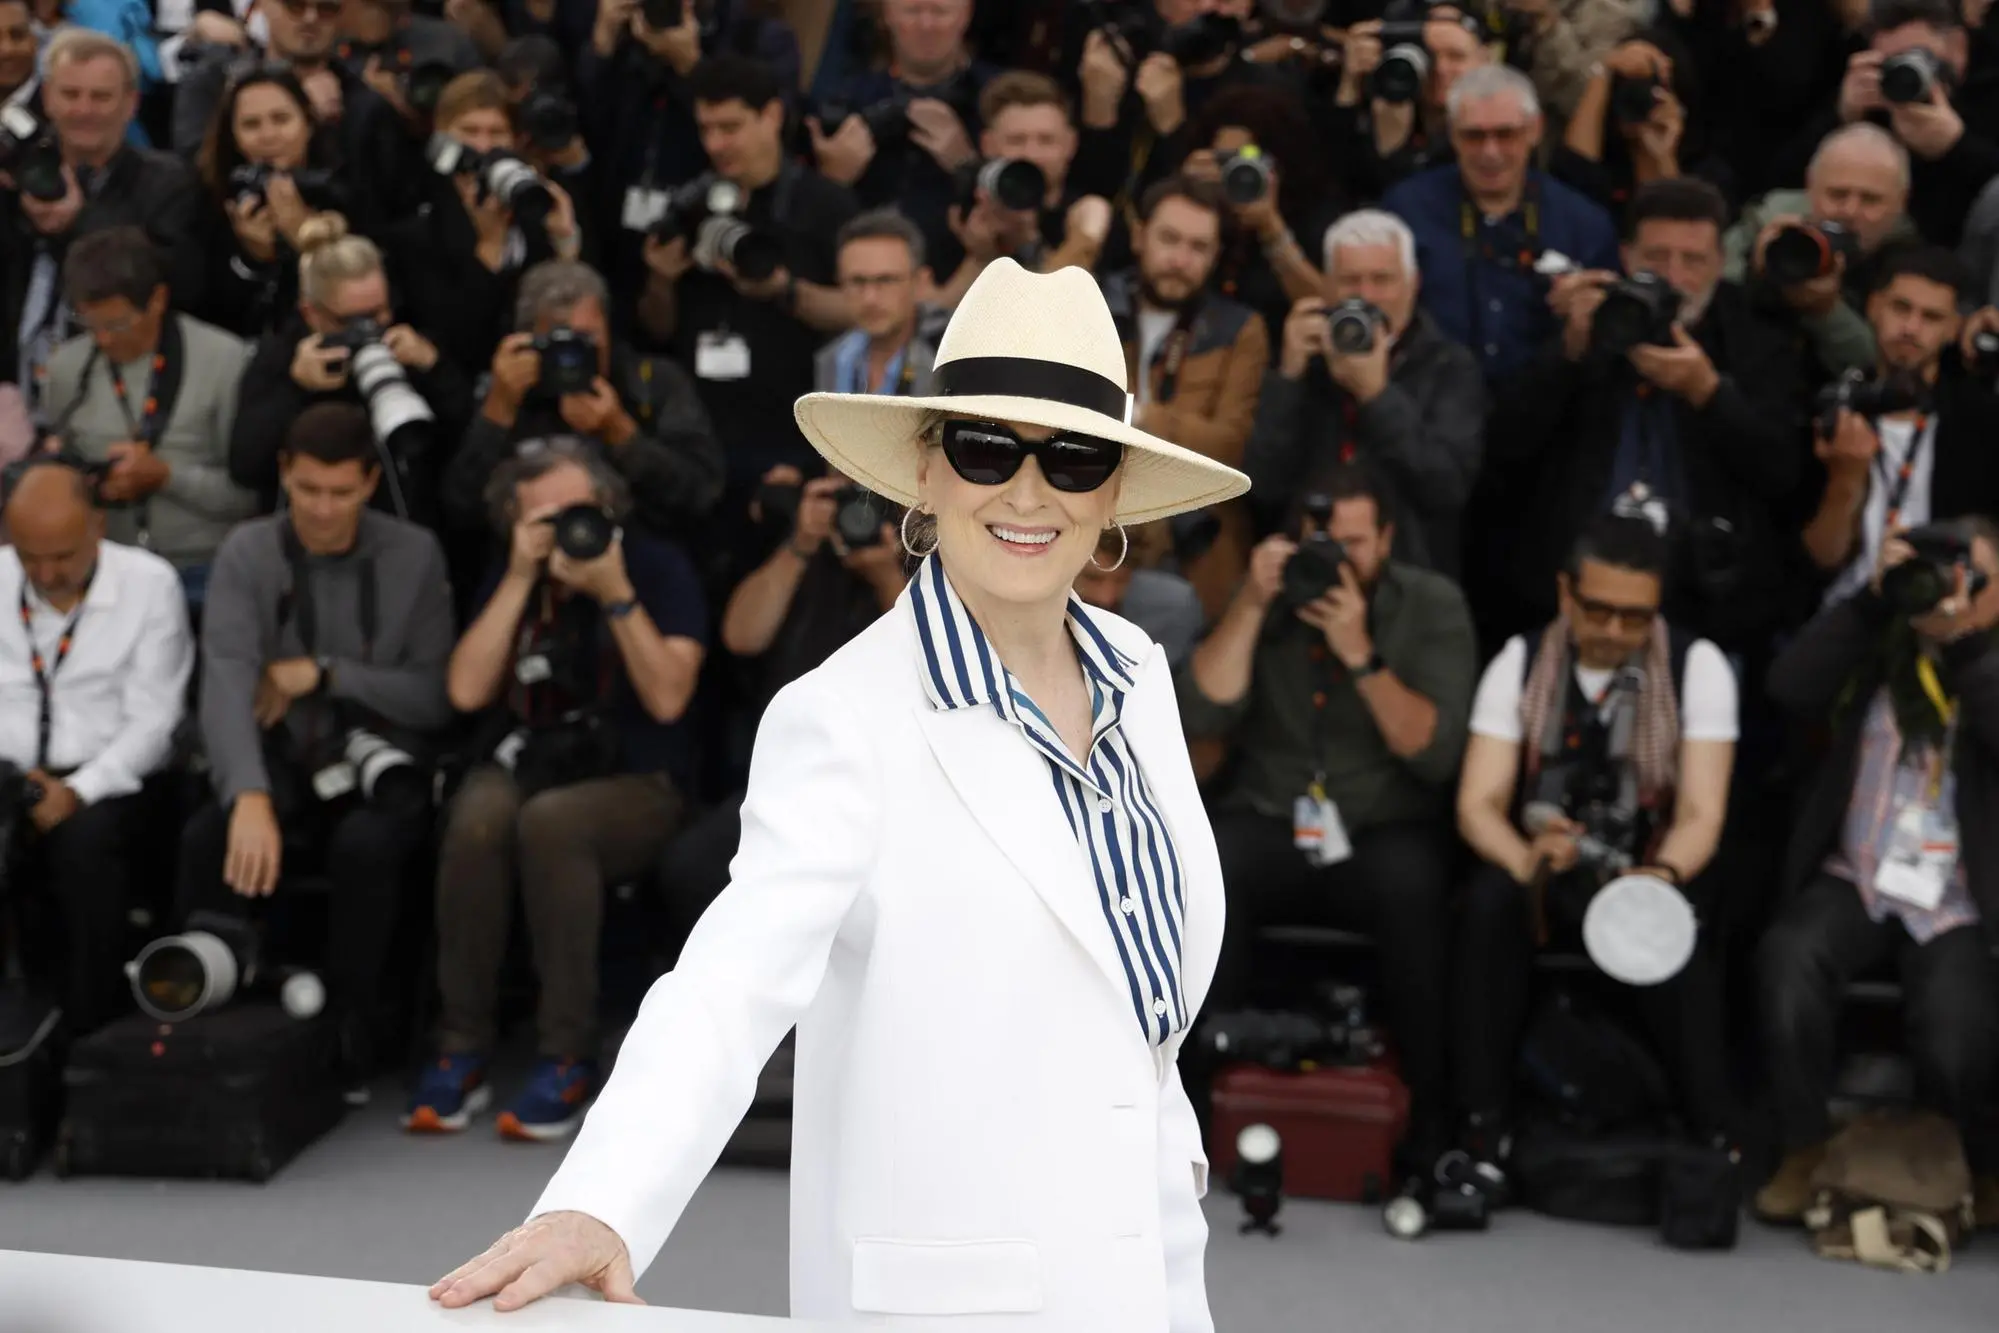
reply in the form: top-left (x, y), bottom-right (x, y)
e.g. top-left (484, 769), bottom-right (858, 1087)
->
top-left (1459, 180), bottom-right (1541, 358)
top-left (18, 566), bottom-right (95, 769)
top-left (1873, 412), bottom-right (1933, 534)
top-left (1151, 298), bottom-right (1203, 405)
top-left (279, 519), bottom-right (378, 663)
top-left (100, 315), bottom-right (186, 551)
top-left (510, 582), bottom-right (615, 726)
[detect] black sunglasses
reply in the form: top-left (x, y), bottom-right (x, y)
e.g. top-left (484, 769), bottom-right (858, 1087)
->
top-left (938, 419), bottom-right (1124, 493)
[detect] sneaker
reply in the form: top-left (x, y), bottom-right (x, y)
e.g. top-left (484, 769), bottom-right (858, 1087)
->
top-left (1753, 1142), bottom-right (1827, 1225)
top-left (402, 1053), bottom-right (492, 1133)
top-left (497, 1057), bottom-right (599, 1142)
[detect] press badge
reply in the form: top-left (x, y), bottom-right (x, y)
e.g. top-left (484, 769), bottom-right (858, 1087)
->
top-left (696, 331), bottom-right (751, 381)
top-left (1875, 805), bottom-right (1957, 913)
top-left (621, 186), bottom-right (668, 233)
top-left (312, 761), bottom-right (357, 801)
top-left (493, 728), bottom-right (528, 773)
top-left (515, 653), bottom-right (553, 685)
top-left (1293, 779), bottom-right (1352, 868)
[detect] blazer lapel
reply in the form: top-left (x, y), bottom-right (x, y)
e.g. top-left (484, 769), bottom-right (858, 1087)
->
top-left (916, 704), bottom-right (1138, 1013)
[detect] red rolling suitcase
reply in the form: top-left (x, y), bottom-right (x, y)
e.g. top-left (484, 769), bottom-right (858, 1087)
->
top-left (1210, 1061), bottom-right (1410, 1204)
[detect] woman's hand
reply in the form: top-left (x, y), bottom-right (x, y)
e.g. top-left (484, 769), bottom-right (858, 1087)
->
top-left (545, 179), bottom-right (581, 259)
top-left (290, 333), bottom-right (351, 392)
top-left (263, 173), bottom-right (315, 250)
top-left (431, 1211), bottom-right (642, 1312)
top-left (383, 323), bottom-right (439, 371)
top-left (226, 195), bottom-right (279, 263)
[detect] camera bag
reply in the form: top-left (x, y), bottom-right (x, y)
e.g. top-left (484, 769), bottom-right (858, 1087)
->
top-left (1658, 1140), bottom-right (1742, 1250)
top-left (1517, 990), bottom-right (1672, 1134)
top-left (1510, 1119), bottom-right (1673, 1226)
top-left (1210, 1059), bottom-right (1410, 1203)
top-left (0, 986), bottom-right (62, 1180)
top-left (58, 1002), bottom-right (344, 1182)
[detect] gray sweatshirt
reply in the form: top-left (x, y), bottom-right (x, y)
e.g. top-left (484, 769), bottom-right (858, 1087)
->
top-left (200, 509), bottom-right (455, 806)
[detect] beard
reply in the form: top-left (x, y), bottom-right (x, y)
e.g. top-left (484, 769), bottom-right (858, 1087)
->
top-left (1138, 272), bottom-right (1195, 311)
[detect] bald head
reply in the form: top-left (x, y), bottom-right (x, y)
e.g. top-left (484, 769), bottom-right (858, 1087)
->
top-left (7, 463), bottom-right (102, 608)
top-left (1807, 124), bottom-right (1911, 254)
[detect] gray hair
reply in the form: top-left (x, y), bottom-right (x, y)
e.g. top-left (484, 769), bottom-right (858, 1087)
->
top-left (514, 260), bottom-right (610, 331)
top-left (837, 208), bottom-right (928, 271)
top-left (1446, 63), bottom-right (1540, 125)
top-left (482, 435), bottom-right (632, 535)
top-left (1807, 122), bottom-right (1912, 196)
top-left (1322, 209), bottom-right (1417, 279)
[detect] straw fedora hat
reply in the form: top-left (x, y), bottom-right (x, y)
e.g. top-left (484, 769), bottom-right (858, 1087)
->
top-left (793, 259), bottom-right (1250, 526)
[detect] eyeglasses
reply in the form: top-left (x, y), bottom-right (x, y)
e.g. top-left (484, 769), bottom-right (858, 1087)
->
top-left (841, 272), bottom-right (913, 292)
top-left (938, 418), bottom-right (1124, 493)
top-left (1454, 124), bottom-right (1529, 148)
top-left (1573, 594), bottom-right (1657, 631)
top-left (280, 0), bottom-right (344, 17)
top-left (79, 312), bottom-right (142, 338)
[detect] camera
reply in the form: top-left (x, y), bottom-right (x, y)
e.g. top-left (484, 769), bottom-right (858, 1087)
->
top-left (1259, 0), bottom-right (1328, 33)
top-left (1282, 531), bottom-right (1347, 608)
top-left (1589, 271), bottom-right (1682, 359)
top-left (0, 103), bottom-right (65, 201)
top-left (226, 163), bottom-right (340, 213)
top-left (833, 485), bottom-right (887, 549)
top-left (1082, 1), bottom-right (1240, 67)
top-left (807, 88), bottom-right (916, 149)
top-left (1199, 999), bottom-right (1385, 1072)
top-left (1383, 1151), bottom-right (1496, 1240)
top-left (531, 327), bottom-right (598, 397)
top-left (1327, 299), bottom-right (1384, 355)
top-left (518, 88), bottom-right (579, 152)
top-left (542, 502), bottom-right (618, 561)
top-left (1609, 73), bottom-right (1659, 127)
top-left (341, 726), bottom-right (426, 812)
top-left (1880, 47), bottom-right (1947, 105)
top-left (1882, 520), bottom-right (1990, 617)
top-left (0, 759), bottom-right (44, 889)
top-left (425, 136), bottom-right (555, 229)
top-left (1967, 329), bottom-right (1999, 379)
top-left (1812, 368), bottom-right (1924, 438)
top-left (648, 174), bottom-right (785, 282)
top-left (640, 0), bottom-right (682, 28)
top-left (324, 319), bottom-right (437, 461)
top-left (954, 156), bottom-right (1046, 214)
top-left (1372, 21), bottom-right (1432, 104)
top-left (1523, 799), bottom-right (1635, 878)
top-left (128, 910), bottom-right (262, 1023)
top-left (1763, 219), bottom-right (1860, 287)
top-left (1217, 146), bottom-right (1272, 206)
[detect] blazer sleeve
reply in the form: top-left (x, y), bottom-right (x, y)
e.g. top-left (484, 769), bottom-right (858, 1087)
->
top-left (529, 673), bottom-right (881, 1277)
top-left (1158, 1055), bottom-right (1213, 1333)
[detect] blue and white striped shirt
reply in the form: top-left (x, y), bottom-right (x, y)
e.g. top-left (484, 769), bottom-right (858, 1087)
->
top-left (909, 553), bottom-right (1188, 1046)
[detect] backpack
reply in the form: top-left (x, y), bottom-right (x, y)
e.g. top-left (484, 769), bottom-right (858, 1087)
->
top-left (1805, 1111), bottom-right (1974, 1275)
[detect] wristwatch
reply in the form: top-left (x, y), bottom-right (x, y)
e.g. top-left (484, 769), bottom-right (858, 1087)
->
top-left (1350, 651), bottom-right (1385, 680)
top-left (603, 598), bottom-right (640, 620)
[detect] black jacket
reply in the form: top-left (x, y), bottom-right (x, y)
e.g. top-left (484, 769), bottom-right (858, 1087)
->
top-left (1242, 308), bottom-right (1486, 580)
top-left (1486, 280), bottom-right (1809, 652)
top-left (1770, 591), bottom-right (1999, 947)
top-left (442, 341), bottom-right (723, 541)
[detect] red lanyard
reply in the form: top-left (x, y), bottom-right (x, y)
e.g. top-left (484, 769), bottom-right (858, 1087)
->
top-left (106, 351), bottom-right (166, 445)
top-left (1877, 413), bottom-right (1930, 533)
top-left (19, 571), bottom-right (93, 769)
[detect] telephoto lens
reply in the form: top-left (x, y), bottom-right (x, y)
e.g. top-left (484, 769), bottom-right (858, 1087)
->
top-left (348, 341), bottom-right (437, 460)
top-left (1372, 35), bottom-right (1429, 104)
top-left (1218, 146), bottom-right (1272, 206)
top-left (696, 215), bottom-right (785, 282)
top-left (480, 152), bottom-right (554, 229)
top-left (128, 911), bottom-right (262, 1023)
top-left (546, 502), bottom-right (618, 561)
top-left (961, 156), bottom-right (1047, 213)
top-left (1881, 522), bottom-right (1988, 617)
top-left (1326, 299), bottom-right (1382, 355)
top-left (1879, 48), bottom-right (1944, 104)
top-left (1763, 221), bottom-right (1856, 287)
top-left (342, 728), bottom-right (425, 812)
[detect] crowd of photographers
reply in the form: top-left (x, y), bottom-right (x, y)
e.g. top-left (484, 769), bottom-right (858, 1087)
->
top-left (1, 0), bottom-right (1997, 1226)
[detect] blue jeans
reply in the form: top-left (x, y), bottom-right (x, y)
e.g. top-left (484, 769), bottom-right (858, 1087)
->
top-left (177, 562), bottom-right (209, 619)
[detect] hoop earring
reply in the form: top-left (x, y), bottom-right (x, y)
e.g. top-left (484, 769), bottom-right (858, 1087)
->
top-left (900, 506), bottom-right (938, 558)
top-left (1090, 522), bottom-right (1129, 573)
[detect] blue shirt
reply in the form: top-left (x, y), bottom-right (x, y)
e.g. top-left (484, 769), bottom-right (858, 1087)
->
top-left (829, 329), bottom-right (910, 395)
top-left (1383, 166), bottom-right (1620, 381)
top-left (908, 554), bottom-right (1188, 1046)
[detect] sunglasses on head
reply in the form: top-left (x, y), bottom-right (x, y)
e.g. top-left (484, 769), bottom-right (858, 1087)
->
top-left (938, 419), bottom-right (1124, 493)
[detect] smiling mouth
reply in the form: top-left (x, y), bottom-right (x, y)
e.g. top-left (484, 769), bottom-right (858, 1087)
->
top-left (988, 524), bottom-right (1059, 553)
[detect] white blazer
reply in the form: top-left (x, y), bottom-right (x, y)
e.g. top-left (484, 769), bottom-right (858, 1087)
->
top-left (533, 585), bottom-right (1224, 1330)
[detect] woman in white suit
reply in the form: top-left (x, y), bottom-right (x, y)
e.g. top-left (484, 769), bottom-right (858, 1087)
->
top-left (431, 259), bottom-right (1250, 1330)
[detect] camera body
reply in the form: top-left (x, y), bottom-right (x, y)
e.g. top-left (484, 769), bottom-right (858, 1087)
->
top-left (425, 136), bottom-right (554, 228)
top-left (226, 162), bottom-right (340, 212)
top-left (518, 88), bottom-right (579, 152)
top-left (542, 502), bottom-right (618, 561)
top-left (648, 174), bottom-right (785, 282)
top-left (1218, 146), bottom-right (1272, 206)
top-left (1880, 47), bottom-right (1948, 105)
top-left (1589, 271), bottom-right (1682, 358)
top-left (1883, 520), bottom-right (1991, 617)
top-left (1609, 73), bottom-right (1659, 127)
top-left (1282, 531), bottom-right (1349, 608)
top-left (0, 102), bottom-right (66, 202)
top-left (954, 156), bottom-right (1046, 214)
top-left (1327, 298), bottom-right (1385, 355)
top-left (345, 33), bottom-right (456, 115)
top-left (1764, 219), bottom-right (1860, 287)
top-left (1812, 367), bottom-right (1924, 438)
top-left (1199, 999), bottom-right (1386, 1072)
top-left (1372, 21), bottom-right (1432, 104)
top-left (833, 485), bottom-right (886, 549)
top-left (322, 316), bottom-right (387, 354)
top-left (1083, 1), bottom-right (1240, 67)
top-left (531, 327), bottom-right (599, 397)
top-left (640, 0), bottom-right (683, 30)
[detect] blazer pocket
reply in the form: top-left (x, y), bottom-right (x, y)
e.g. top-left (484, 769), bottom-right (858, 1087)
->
top-left (850, 1238), bottom-right (1043, 1316)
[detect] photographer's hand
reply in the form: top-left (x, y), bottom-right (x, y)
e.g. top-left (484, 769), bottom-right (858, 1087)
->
top-left (1838, 50), bottom-right (1884, 124)
top-left (544, 180), bottom-right (582, 260)
top-left (1078, 29), bottom-right (1130, 126)
top-left (20, 166), bottom-right (84, 238)
top-left (907, 98), bottom-right (977, 173)
top-left (26, 771), bottom-right (78, 833)
top-left (104, 441), bottom-right (171, 499)
top-left (794, 477), bottom-right (840, 555)
top-left (1134, 52), bottom-right (1186, 135)
top-left (265, 657), bottom-right (324, 703)
top-left (485, 333), bottom-right (541, 424)
top-left (1889, 83), bottom-right (1965, 161)
top-left (300, 66), bottom-right (344, 124)
top-left (290, 334), bottom-right (351, 393)
top-left (1914, 559), bottom-right (1999, 641)
top-left (1295, 561), bottom-right (1373, 669)
top-left (1337, 21), bottom-right (1382, 107)
top-left (224, 792), bottom-right (283, 898)
top-left (1243, 534), bottom-right (1296, 611)
top-left (591, 0), bottom-right (636, 56)
top-left (718, 258), bottom-right (793, 304)
top-left (1814, 406), bottom-right (1879, 476)
top-left (559, 377), bottom-right (636, 445)
top-left (1327, 332), bottom-right (1391, 404)
top-left (1520, 821), bottom-right (1581, 883)
top-left (225, 195), bottom-right (280, 264)
top-left (1960, 305), bottom-right (1999, 364)
top-left (1278, 297), bottom-right (1329, 379)
top-left (383, 324), bottom-right (439, 371)
top-left (807, 115), bottom-right (877, 187)
top-left (642, 234), bottom-right (693, 283)
top-left (264, 174), bottom-right (314, 250)
top-left (361, 55), bottom-right (415, 124)
top-left (630, 3), bottom-right (701, 76)
top-left (845, 525), bottom-right (906, 595)
top-left (509, 506), bottom-right (558, 583)
top-left (549, 532), bottom-right (634, 605)
top-left (1871, 528), bottom-right (1915, 595)
top-left (1627, 326), bottom-right (1720, 406)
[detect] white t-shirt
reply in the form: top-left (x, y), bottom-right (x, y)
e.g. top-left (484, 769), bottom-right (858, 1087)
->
top-left (1134, 309), bottom-right (1176, 407)
top-left (1826, 413), bottom-right (1936, 607)
top-left (1469, 635), bottom-right (1740, 744)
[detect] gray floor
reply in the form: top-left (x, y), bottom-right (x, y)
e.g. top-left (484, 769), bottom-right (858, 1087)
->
top-left (3, 1074), bottom-right (1996, 1332)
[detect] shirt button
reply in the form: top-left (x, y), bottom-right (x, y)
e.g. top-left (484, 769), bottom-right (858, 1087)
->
top-left (1151, 997), bottom-right (1168, 1016)
top-left (1096, 797), bottom-right (1112, 813)
top-left (1484, 343), bottom-right (1500, 357)
top-left (1488, 299), bottom-right (1503, 313)
top-left (1120, 896), bottom-right (1136, 914)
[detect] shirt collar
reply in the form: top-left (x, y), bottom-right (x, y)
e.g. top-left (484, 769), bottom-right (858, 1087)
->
top-left (908, 551), bottom-right (1138, 717)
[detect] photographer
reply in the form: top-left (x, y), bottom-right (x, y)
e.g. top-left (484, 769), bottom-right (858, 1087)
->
top-left (1104, 174), bottom-right (1268, 617)
top-left (0, 463), bottom-right (193, 1036)
top-left (1783, 0), bottom-right (1999, 249)
top-left (1505, 0), bottom-right (1644, 128)
top-left (178, 402), bottom-right (452, 1098)
top-left (41, 227), bottom-right (256, 610)
top-left (635, 55), bottom-right (855, 505)
top-left (192, 63), bottom-right (354, 340)
top-left (1756, 519), bottom-right (1999, 1225)
top-left (1245, 208), bottom-right (1485, 581)
top-left (1182, 461), bottom-right (1476, 1160)
top-left (335, 0), bottom-right (477, 124)
top-left (1383, 64), bottom-right (1619, 382)
top-left (408, 438), bottom-right (705, 1140)
top-left (1486, 178), bottom-right (1802, 656)
top-left (1454, 514), bottom-right (1737, 1181)
top-left (446, 259), bottom-right (723, 543)
top-left (1331, 8), bottom-right (1490, 200)
top-left (1555, 31), bottom-right (1723, 214)
top-left (230, 216), bottom-right (470, 523)
top-left (1803, 248), bottom-right (1999, 605)
top-left (1728, 124), bottom-right (1916, 380)
top-left (2, 29), bottom-right (205, 401)
top-left (821, 210), bottom-right (943, 397)
top-left (382, 69), bottom-right (587, 381)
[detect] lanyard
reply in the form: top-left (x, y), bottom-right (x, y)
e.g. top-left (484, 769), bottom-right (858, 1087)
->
top-left (1874, 413), bottom-right (1931, 533)
top-left (19, 570), bottom-right (94, 769)
top-left (1460, 183), bottom-right (1541, 359)
top-left (106, 351), bottom-right (167, 446)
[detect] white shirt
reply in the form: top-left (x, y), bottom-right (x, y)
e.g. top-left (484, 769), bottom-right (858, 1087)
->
top-left (1826, 413), bottom-right (1935, 607)
top-left (1134, 309), bottom-right (1176, 407)
top-left (1469, 634), bottom-right (1740, 744)
top-left (0, 541), bottom-right (194, 803)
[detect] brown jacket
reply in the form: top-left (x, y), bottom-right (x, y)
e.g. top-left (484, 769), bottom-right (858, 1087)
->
top-left (1104, 272), bottom-right (1270, 619)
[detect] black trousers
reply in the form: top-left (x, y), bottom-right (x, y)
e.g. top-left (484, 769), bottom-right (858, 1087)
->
top-left (15, 794), bottom-right (145, 1036)
top-left (655, 794), bottom-right (744, 967)
top-left (1203, 812), bottom-right (1454, 1148)
top-left (1760, 872), bottom-right (1999, 1170)
top-left (175, 795), bottom-right (428, 1043)
top-left (1453, 862), bottom-right (1734, 1139)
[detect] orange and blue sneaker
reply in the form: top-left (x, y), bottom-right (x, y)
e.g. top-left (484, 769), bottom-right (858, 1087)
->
top-left (496, 1057), bottom-right (599, 1142)
top-left (402, 1052), bottom-right (491, 1133)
